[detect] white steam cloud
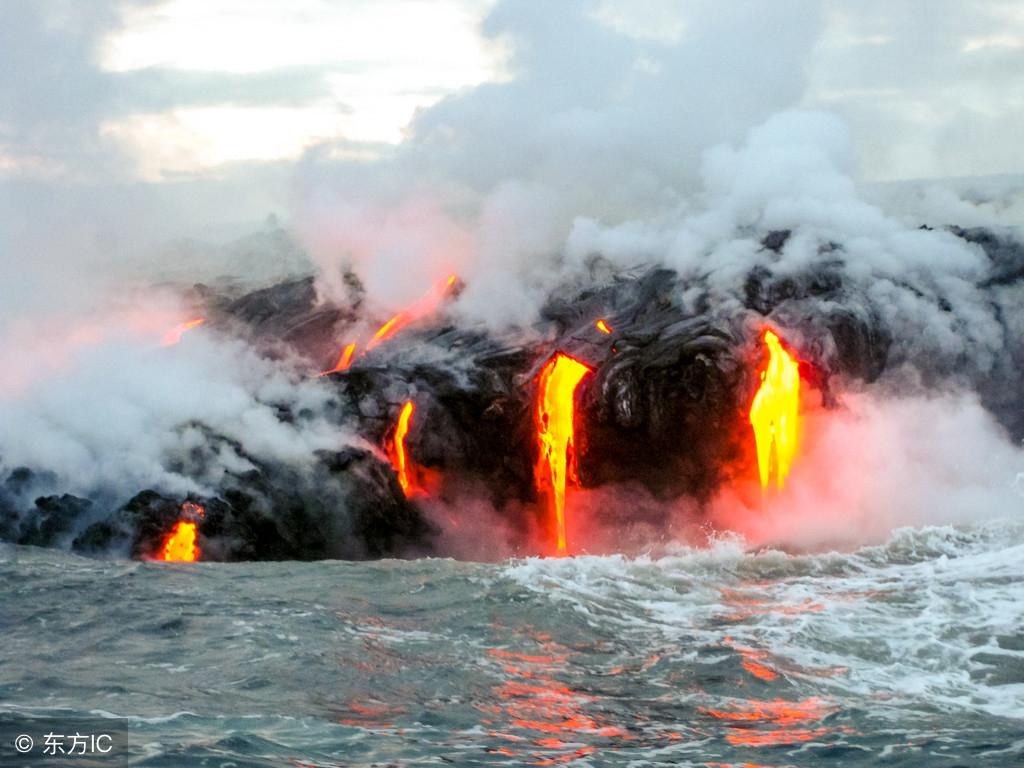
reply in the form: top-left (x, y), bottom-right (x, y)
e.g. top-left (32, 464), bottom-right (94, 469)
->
top-left (0, 309), bottom-right (343, 500)
top-left (710, 392), bottom-right (1024, 551)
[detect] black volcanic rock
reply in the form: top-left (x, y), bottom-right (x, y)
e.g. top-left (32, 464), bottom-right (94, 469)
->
top-left (17, 494), bottom-right (93, 548)
top-left (212, 275), bottom-right (359, 367)
top-left (576, 318), bottom-right (747, 500)
top-left (72, 446), bottom-right (434, 561)
top-left (9, 224), bottom-right (1024, 560)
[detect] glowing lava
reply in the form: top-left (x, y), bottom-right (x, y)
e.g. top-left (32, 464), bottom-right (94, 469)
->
top-left (321, 342), bottom-right (357, 375)
top-left (535, 353), bottom-right (592, 555)
top-left (159, 521), bottom-right (198, 561)
top-left (161, 317), bottom-right (205, 346)
top-left (156, 502), bottom-right (204, 562)
top-left (749, 330), bottom-right (801, 491)
top-left (389, 400), bottom-right (416, 496)
top-left (595, 319), bottom-right (612, 334)
top-left (321, 274), bottom-right (459, 375)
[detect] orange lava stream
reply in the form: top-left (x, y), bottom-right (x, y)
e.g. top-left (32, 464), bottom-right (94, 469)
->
top-left (749, 329), bottom-right (800, 491)
top-left (594, 319), bottom-right (612, 334)
top-left (535, 353), bottom-right (592, 555)
top-left (321, 274), bottom-right (459, 376)
top-left (388, 400), bottom-right (416, 496)
top-left (158, 520), bottom-right (199, 562)
top-left (320, 342), bottom-right (357, 375)
top-left (161, 317), bottom-right (205, 346)
top-left (365, 315), bottom-right (402, 351)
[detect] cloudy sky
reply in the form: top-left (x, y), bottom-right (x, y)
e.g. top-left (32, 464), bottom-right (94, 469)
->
top-left (4, 0), bottom-right (1023, 185)
top-left (1, 0), bottom-right (1022, 314)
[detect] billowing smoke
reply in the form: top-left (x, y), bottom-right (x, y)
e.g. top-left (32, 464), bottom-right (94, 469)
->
top-left (2, 0), bottom-right (1023, 561)
top-left (0, 311), bottom-right (340, 499)
top-left (294, 0), bottom-right (826, 325)
top-left (711, 391), bottom-right (1024, 550)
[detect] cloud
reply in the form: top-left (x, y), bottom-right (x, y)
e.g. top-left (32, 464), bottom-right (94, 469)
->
top-left (807, 0), bottom-right (1024, 179)
top-left (0, 310), bottom-right (343, 500)
top-left (294, 0), bottom-right (825, 318)
top-left (111, 67), bottom-right (341, 111)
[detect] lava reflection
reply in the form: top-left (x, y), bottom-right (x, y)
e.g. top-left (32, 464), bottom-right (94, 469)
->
top-left (719, 586), bottom-right (826, 623)
top-left (702, 697), bottom-right (837, 747)
top-left (481, 641), bottom-right (628, 765)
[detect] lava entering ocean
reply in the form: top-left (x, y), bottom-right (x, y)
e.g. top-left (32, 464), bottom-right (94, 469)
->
top-left (156, 502), bottom-right (204, 562)
top-left (159, 521), bottom-right (199, 561)
top-left (749, 330), bottom-right (801, 491)
top-left (535, 353), bottom-right (593, 555)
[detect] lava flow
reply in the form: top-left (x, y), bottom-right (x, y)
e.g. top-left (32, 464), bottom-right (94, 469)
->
top-left (322, 342), bottom-right (357, 375)
top-left (157, 502), bottom-right (204, 561)
top-left (161, 317), bottom-right (205, 346)
top-left (749, 330), bottom-right (801, 491)
top-left (595, 319), bottom-right (612, 334)
top-left (535, 353), bottom-right (592, 555)
top-left (388, 400), bottom-right (416, 496)
top-left (322, 274), bottom-right (460, 375)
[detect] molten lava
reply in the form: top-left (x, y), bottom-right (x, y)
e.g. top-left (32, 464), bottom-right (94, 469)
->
top-left (365, 273), bottom-right (459, 351)
top-left (322, 274), bottom-right (459, 375)
top-left (389, 400), bottom-right (416, 496)
top-left (161, 317), bottom-right (205, 346)
top-left (535, 353), bottom-right (592, 555)
top-left (156, 502), bottom-right (204, 562)
top-left (159, 521), bottom-right (199, 561)
top-left (595, 319), bottom-right (612, 334)
top-left (749, 330), bottom-right (801, 491)
top-left (321, 342), bottom-right (357, 375)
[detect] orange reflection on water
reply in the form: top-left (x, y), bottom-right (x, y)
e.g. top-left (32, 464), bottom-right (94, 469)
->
top-left (702, 697), bottom-right (837, 747)
top-left (719, 586), bottom-right (826, 623)
top-left (723, 636), bottom-right (779, 682)
top-left (337, 700), bottom-right (404, 730)
top-left (481, 642), bottom-right (631, 765)
top-left (739, 650), bottom-right (779, 682)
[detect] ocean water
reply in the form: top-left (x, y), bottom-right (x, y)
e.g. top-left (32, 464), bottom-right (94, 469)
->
top-left (2, 522), bottom-right (1023, 767)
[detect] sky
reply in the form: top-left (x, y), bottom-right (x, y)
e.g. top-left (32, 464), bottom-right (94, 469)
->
top-left (1, 0), bottom-right (1022, 314)
top-left (2, 0), bottom-right (1022, 185)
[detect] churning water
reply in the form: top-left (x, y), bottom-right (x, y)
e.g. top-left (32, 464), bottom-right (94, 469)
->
top-left (2, 522), bottom-right (1023, 767)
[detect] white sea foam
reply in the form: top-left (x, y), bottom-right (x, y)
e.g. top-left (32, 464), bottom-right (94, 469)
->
top-left (502, 521), bottom-right (1024, 720)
